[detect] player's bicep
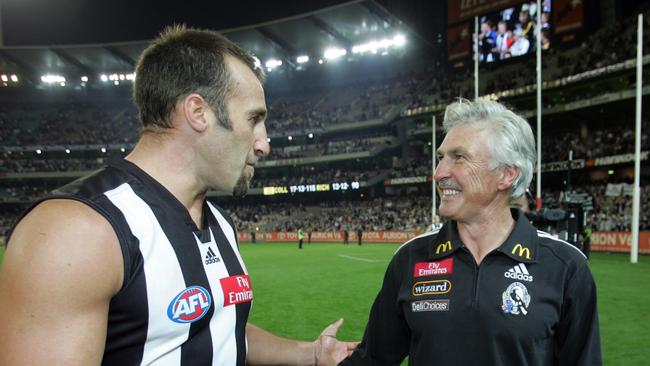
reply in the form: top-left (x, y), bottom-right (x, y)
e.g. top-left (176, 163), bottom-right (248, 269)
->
top-left (0, 199), bottom-right (123, 366)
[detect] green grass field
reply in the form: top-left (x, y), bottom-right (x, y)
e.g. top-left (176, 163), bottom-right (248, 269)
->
top-left (0, 242), bottom-right (648, 364)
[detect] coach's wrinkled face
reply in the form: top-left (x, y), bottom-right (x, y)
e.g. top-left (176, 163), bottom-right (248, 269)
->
top-left (434, 124), bottom-right (503, 223)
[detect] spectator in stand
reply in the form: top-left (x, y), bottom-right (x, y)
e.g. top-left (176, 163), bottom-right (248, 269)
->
top-left (493, 21), bottom-right (512, 60)
top-left (514, 10), bottom-right (534, 39)
top-left (480, 20), bottom-right (498, 62)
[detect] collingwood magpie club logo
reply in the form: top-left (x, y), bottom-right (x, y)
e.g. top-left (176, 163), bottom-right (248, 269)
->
top-left (504, 263), bottom-right (533, 282)
top-left (204, 247), bottom-right (221, 265)
top-left (501, 282), bottom-right (531, 316)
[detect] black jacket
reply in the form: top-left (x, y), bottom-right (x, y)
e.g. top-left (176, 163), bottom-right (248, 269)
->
top-left (342, 210), bottom-right (601, 366)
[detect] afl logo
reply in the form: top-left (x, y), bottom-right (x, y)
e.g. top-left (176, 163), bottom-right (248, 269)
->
top-left (167, 286), bottom-right (212, 323)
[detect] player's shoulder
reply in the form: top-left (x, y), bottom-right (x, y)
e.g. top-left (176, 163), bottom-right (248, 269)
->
top-left (13, 199), bottom-right (117, 245)
top-left (536, 229), bottom-right (587, 266)
top-left (7, 199), bottom-right (123, 294)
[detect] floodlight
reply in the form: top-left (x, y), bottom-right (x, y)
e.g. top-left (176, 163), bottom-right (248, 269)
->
top-left (10, 75), bottom-right (17, 82)
top-left (65, 148), bottom-right (71, 153)
top-left (296, 55), bottom-right (309, 63)
top-left (393, 34), bottom-right (406, 46)
top-left (308, 133), bottom-right (314, 138)
top-left (352, 34), bottom-right (406, 55)
top-left (100, 74), bottom-right (108, 82)
top-left (114, 80), bottom-right (119, 85)
top-left (324, 48), bottom-right (347, 60)
top-left (267, 137), bottom-right (271, 143)
top-left (288, 136), bottom-right (293, 141)
top-left (119, 74), bottom-right (125, 80)
top-left (41, 74), bottom-right (66, 83)
top-left (0, 75), bottom-right (7, 82)
top-left (36, 149), bottom-right (42, 154)
top-left (265, 59), bottom-right (283, 68)
top-left (81, 76), bottom-right (89, 82)
top-left (101, 148), bottom-right (107, 153)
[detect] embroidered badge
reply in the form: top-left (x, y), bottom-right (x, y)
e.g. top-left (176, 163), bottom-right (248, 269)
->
top-left (501, 282), bottom-right (531, 315)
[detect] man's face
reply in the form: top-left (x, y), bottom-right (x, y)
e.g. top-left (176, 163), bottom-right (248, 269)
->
top-left (519, 11), bottom-right (528, 23)
top-left (203, 56), bottom-right (269, 197)
top-left (498, 22), bottom-right (507, 34)
top-left (541, 12), bottom-right (549, 23)
top-left (434, 124), bottom-right (504, 224)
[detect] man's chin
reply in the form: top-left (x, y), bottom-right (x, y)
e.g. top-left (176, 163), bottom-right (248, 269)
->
top-left (233, 176), bottom-right (251, 198)
top-left (437, 204), bottom-right (455, 220)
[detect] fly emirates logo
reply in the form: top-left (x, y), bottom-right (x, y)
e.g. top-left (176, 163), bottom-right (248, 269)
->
top-left (413, 258), bottom-right (454, 277)
top-left (220, 275), bottom-right (253, 307)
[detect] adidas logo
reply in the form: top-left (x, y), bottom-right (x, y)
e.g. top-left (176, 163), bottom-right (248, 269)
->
top-left (504, 263), bottom-right (533, 282)
top-left (204, 247), bottom-right (221, 265)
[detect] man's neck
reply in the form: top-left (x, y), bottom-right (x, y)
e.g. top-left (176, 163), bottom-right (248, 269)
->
top-left (126, 133), bottom-right (207, 227)
top-left (456, 205), bottom-right (516, 265)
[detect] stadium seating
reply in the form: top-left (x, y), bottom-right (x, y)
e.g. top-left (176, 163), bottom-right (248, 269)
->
top-left (1, 7), bottom-right (650, 239)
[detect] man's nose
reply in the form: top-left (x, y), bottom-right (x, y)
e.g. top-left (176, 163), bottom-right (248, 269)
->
top-left (254, 124), bottom-right (270, 157)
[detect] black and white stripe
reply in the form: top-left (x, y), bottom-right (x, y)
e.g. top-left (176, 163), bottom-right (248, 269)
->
top-left (35, 159), bottom-right (252, 366)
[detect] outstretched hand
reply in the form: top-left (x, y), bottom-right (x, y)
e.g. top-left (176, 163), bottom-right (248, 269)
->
top-left (314, 319), bottom-right (358, 366)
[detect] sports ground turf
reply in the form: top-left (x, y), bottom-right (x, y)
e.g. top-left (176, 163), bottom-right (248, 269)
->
top-left (0, 243), bottom-right (648, 364)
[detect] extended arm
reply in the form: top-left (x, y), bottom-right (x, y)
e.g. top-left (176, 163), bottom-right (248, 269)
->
top-left (0, 199), bottom-right (123, 365)
top-left (246, 319), bottom-right (356, 365)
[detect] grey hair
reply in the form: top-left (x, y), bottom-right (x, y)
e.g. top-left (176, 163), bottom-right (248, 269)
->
top-left (442, 98), bottom-right (536, 199)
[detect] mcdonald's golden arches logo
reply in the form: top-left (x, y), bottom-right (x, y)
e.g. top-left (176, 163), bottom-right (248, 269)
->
top-left (436, 241), bottom-right (453, 254)
top-left (511, 243), bottom-right (531, 259)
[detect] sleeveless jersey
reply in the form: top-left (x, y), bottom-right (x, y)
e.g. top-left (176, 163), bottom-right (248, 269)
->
top-left (18, 158), bottom-right (252, 365)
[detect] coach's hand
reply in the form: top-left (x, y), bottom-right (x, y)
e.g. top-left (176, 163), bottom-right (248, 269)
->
top-left (314, 318), bottom-right (358, 366)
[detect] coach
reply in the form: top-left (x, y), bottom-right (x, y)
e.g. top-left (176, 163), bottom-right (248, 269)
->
top-left (342, 99), bottom-right (601, 365)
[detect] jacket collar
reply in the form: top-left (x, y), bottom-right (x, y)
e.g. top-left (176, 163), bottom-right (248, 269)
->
top-left (428, 209), bottom-right (538, 263)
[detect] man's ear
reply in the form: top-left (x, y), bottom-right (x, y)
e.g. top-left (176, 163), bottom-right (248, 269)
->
top-left (182, 93), bottom-right (210, 133)
top-left (497, 165), bottom-right (519, 192)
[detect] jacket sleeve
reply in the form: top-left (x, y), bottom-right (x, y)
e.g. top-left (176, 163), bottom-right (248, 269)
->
top-left (554, 260), bottom-right (602, 366)
top-left (340, 255), bottom-right (410, 366)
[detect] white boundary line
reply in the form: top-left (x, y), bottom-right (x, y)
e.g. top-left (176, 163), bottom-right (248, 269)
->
top-left (338, 254), bottom-right (381, 263)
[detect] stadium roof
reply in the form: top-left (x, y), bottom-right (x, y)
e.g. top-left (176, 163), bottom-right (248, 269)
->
top-left (0, 0), bottom-right (443, 87)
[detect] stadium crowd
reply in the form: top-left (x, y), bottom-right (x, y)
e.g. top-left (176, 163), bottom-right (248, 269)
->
top-left (541, 123), bottom-right (649, 162)
top-left (0, 11), bottom-right (646, 150)
top-left (2, 6), bottom-right (650, 242)
top-left (249, 167), bottom-right (377, 189)
top-left (1, 182), bottom-right (649, 237)
top-left (3, 119), bottom-right (647, 175)
top-left (226, 196), bottom-right (432, 234)
top-left (266, 134), bottom-right (393, 161)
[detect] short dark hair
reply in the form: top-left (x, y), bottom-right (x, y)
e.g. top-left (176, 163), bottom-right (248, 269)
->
top-left (133, 25), bottom-right (265, 132)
